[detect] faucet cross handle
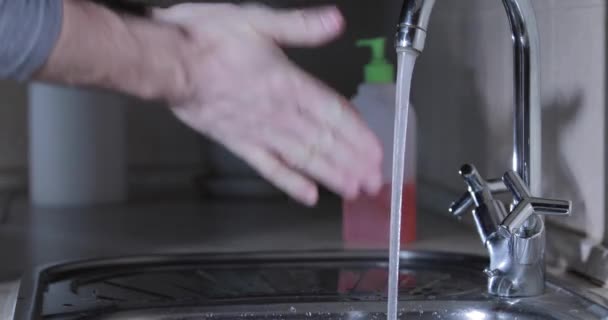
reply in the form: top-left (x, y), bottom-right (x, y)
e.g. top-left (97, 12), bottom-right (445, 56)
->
top-left (449, 164), bottom-right (508, 217)
top-left (500, 171), bottom-right (572, 234)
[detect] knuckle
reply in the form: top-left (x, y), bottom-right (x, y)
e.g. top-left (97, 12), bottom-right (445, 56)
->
top-left (243, 2), bottom-right (269, 13)
top-left (212, 3), bottom-right (241, 14)
top-left (290, 9), bottom-right (310, 26)
top-left (264, 157), bottom-right (286, 181)
top-left (293, 148), bottom-right (312, 171)
top-left (243, 3), bottom-right (272, 24)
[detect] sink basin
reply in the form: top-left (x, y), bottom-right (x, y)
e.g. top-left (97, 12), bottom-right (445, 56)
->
top-left (19, 251), bottom-right (608, 319)
top-left (101, 299), bottom-right (601, 320)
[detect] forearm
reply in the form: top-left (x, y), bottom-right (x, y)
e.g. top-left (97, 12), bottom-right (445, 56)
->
top-left (36, 0), bottom-right (189, 102)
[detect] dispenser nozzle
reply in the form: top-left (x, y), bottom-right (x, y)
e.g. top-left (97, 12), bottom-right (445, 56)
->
top-left (356, 37), bottom-right (394, 83)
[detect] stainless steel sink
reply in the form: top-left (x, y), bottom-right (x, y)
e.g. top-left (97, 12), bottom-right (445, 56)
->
top-left (101, 284), bottom-right (608, 320)
top-left (20, 251), bottom-right (608, 319)
top-left (102, 298), bottom-right (603, 320)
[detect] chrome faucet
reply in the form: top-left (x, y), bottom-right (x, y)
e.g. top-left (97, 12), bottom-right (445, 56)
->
top-left (395, 0), bottom-right (572, 297)
top-left (453, 164), bottom-right (570, 297)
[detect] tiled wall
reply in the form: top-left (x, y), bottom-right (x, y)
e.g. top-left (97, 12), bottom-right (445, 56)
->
top-left (414, 0), bottom-right (606, 240)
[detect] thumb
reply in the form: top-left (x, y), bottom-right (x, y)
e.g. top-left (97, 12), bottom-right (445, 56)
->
top-left (246, 5), bottom-right (345, 47)
top-left (151, 4), bottom-right (193, 24)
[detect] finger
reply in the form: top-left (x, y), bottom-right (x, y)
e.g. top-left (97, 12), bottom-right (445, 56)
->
top-left (259, 126), bottom-right (360, 200)
top-left (286, 112), bottom-right (382, 196)
top-left (267, 110), bottom-right (382, 196)
top-left (290, 69), bottom-right (384, 193)
top-left (152, 4), bottom-right (194, 23)
top-left (152, 3), bottom-right (235, 24)
top-left (293, 68), bottom-right (382, 160)
top-left (230, 143), bottom-right (319, 206)
top-left (245, 5), bottom-right (345, 47)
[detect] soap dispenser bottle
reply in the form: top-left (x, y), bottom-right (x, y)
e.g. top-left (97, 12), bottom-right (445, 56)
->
top-left (343, 37), bottom-right (417, 248)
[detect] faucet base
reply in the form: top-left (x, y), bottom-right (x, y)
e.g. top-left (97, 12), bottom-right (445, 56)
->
top-left (449, 164), bottom-right (569, 298)
top-left (485, 218), bottom-right (547, 298)
top-left (486, 261), bottom-right (546, 298)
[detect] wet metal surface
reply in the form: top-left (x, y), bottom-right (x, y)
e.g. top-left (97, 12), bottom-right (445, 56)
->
top-left (0, 197), bottom-right (481, 319)
top-left (24, 252), bottom-right (608, 320)
top-left (0, 281), bottom-right (19, 320)
top-left (0, 197), bottom-right (482, 281)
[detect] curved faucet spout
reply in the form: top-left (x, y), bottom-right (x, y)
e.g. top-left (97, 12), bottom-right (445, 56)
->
top-left (396, 0), bottom-right (541, 195)
top-left (501, 0), bottom-right (541, 196)
top-left (396, 0), bottom-right (546, 297)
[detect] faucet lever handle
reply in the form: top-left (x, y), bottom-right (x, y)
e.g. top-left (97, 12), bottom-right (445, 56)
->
top-left (449, 192), bottom-right (475, 217)
top-left (449, 164), bottom-right (508, 217)
top-left (500, 171), bottom-right (572, 234)
top-left (502, 171), bottom-right (532, 201)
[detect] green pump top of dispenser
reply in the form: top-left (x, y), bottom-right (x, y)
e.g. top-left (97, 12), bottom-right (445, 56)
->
top-left (356, 37), bottom-right (394, 84)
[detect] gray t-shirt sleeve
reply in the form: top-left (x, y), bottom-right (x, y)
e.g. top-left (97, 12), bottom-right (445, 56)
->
top-left (0, 0), bottom-right (63, 81)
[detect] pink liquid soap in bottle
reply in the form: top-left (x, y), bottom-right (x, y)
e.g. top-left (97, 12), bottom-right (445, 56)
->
top-left (342, 37), bottom-right (417, 249)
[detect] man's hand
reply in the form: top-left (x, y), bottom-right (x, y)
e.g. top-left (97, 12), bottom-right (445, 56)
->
top-left (38, 1), bottom-right (383, 206)
top-left (154, 4), bottom-right (383, 206)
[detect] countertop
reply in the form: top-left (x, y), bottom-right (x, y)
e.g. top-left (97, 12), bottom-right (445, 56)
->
top-left (3, 195), bottom-right (608, 318)
top-left (0, 195), bottom-right (482, 280)
top-left (0, 195), bottom-right (483, 318)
